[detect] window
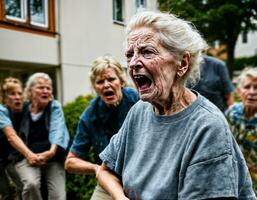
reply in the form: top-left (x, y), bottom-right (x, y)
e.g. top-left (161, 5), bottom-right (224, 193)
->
top-left (113, 0), bottom-right (124, 23)
top-left (136, 0), bottom-right (146, 9)
top-left (0, 0), bottom-right (55, 35)
top-left (242, 31), bottom-right (248, 43)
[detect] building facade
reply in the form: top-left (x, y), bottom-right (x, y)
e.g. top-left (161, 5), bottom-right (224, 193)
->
top-left (0, 0), bottom-right (157, 103)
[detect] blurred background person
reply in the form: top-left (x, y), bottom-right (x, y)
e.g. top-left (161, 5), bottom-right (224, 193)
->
top-left (65, 56), bottom-right (139, 200)
top-left (0, 77), bottom-right (25, 200)
top-left (192, 55), bottom-right (234, 112)
top-left (226, 67), bottom-right (257, 193)
top-left (12, 73), bottom-right (70, 200)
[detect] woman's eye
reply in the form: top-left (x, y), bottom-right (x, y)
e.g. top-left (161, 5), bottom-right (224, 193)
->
top-left (96, 80), bottom-right (104, 85)
top-left (142, 49), bottom-right (155, 58)
top-left (125, 51), bottom-right (134, 61)
top-left (108, 77), bottom-right (116, 82)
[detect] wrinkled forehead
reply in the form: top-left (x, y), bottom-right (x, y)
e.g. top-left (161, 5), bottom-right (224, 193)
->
top-left (6, 84), bottom-right (23, 94)
top-left (126, 27), bottom-right (160, 49)
top-left (96, 67), bottom-right (117, 78)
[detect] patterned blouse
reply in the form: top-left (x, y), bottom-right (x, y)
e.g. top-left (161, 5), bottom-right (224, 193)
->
top-left (226, 102), bottom-right (257, 192)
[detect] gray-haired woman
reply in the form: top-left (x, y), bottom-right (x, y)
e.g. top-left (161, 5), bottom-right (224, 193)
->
top-left (14, 72), bottom-right (70, 200)
top-left (97, 11), bottom-right (256, 200)
top-left (226, 67), bottom-right (257, 194)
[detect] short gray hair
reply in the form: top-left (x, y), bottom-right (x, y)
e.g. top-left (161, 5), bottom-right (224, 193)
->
top-left (125, 11), bottom-right (208, 85)
top-left (237, 67), bottom-right (257, 88)
top-left (24, 72), bottom-right (52, 101)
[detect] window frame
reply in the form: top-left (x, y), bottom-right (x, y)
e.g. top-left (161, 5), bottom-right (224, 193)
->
top-left (113, 0), bottom-right (124, 25)
top-left (0, 0), bottom-right (55, 36)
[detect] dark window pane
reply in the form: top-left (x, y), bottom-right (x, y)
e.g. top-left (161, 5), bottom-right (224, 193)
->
top-left (30, 0), bottom-right (47, 27)
top-left (5, 0), bottom-right (24, 20)
top-left (113, 0), bottom-right (123, 21)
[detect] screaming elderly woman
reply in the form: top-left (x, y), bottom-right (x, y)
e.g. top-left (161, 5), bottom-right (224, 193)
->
top-left (97, 11), bottom-right (256, 199)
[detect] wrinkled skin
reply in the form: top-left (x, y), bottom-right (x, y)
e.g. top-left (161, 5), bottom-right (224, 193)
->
top-left (94, 67), bottom-right (124, 107)
top-left (30, 78), bottom-right (53, 113)
top-left (126, 27), bottom-right (195, 115)
top-left (238, 75), bottom-right (257, 118)
top-left (4, 85), bottom-right (23, 112)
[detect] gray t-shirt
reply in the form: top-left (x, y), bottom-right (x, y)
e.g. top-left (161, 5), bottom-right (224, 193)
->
top-left (100, 94), bottom-right (256, 200)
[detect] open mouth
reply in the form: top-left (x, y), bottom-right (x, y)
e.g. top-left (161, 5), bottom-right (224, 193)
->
top-left (104, 91), bottom-right (115, 97)
top-left (14, 102), bottom-right (21, 106)
top-left (134, 75), bottom-right (152, 90)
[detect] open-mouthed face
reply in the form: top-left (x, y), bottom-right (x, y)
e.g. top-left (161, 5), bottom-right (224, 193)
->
top-left (30, 78), bottom-right (52, 108)
top-left (94, 67), bottom-right (123, 107)
top-left (126, 27), bottom-right (178, 104)
top-left (5, 85), bottom-right (23, 112)
top-left (238, 75), bottom-right (257, 109)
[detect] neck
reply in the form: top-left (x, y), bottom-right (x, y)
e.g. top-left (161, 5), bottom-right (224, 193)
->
top-left (244, 106), bottom-right (257, 119)
top-left (31, 102), bottom-right (46, 114)
top-left (153, 87), bottom-right (196, 116)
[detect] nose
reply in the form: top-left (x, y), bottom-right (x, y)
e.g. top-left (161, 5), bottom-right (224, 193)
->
top-left (128, 54), bottom-right (143, 71)
top-left (14, 93), bottom-right (21, 99)
top-left (103, 80), bottom-right (110, 88)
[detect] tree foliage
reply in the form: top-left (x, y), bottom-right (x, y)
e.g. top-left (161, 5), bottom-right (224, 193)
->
top-left (63, 95), bottom-right (96, 200)
top-left (158, 0), bottom-right (257, 72)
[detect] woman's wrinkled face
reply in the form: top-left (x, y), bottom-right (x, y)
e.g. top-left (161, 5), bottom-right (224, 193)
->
top-left (5, 85), bottom-right (23, 112)
top-left (94, 67), bottom-right (123, 106)
top-left (126, 27), bottom-right (178, 103)
top-left (238, 75), bottom-right (257, 109)
top-left (30, 78), bottom-right (52, 107)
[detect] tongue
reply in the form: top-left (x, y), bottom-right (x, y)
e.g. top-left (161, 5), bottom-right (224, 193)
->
top-left (139, 82), bottom-right (151, 90)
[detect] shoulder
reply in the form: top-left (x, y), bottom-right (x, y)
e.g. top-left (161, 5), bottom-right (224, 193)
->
top-left (193, 95), bottom-right (229, 128)
top-left (51, 100), bottom-right (62, 109)
top-left (122, 87), bottom-right (139, 102)
top-left (79, 96), bottom-right (100, 121)
top-left (124, 100), bottom-right (151, 121)
top-left (204, 56), bottom-right (226, 67)
top-left (0, 104), bottom-right (8, 113)
top-left (225, 102), bottom-right (243, 119)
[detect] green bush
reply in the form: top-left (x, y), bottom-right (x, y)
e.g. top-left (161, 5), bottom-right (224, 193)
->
top-left (63, 95), bottom-right (97, 200)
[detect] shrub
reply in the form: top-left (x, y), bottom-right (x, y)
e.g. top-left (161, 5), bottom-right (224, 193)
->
top-left (63, 95), bottom-right (97, 200)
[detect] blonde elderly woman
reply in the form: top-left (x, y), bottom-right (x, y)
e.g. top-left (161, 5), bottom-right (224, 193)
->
top-left (97, 11), bottom-right (256, 200)
top-left (65, 56), bottom-right (139, 200)
top-left (0, 77), bottom-right (33, 200)
top-left (12, 73), bottom-right (70, 200)
top-left (226, 67), bottom-right (257, 194)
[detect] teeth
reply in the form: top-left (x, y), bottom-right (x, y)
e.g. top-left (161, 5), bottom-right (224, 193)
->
top-left (134, 75), bottom-right (145, 79)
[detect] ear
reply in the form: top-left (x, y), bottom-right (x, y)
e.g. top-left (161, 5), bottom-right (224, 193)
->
top-left (177, 52), bottom-right (190, 77)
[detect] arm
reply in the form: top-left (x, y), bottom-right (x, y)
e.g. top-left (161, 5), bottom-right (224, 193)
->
top-left (48, 100), bottom-right (70, 150)
top-left (97, 163), bottom-right (129, 200)
top-left (2, 126), bottom-right (39, 165)
top-left (37, 143), bottom-right (58, 164)
top-left (65, 152), bottom-right (99, 175)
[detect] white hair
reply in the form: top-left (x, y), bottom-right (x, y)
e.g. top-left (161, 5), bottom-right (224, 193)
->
top-left (237, 67), bottom-right (257, 88)
top-left (125, 11), bottom-right (208, 85)
top-left (24, 72), bottom-right (52, 101)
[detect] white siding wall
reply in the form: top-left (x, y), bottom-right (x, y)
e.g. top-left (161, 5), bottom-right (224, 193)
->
top-left (235, 31), bottom-right (257, 58)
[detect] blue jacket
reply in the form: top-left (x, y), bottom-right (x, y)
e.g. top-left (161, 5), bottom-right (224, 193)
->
top-left (69, 87), bottom-right (139, 164)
